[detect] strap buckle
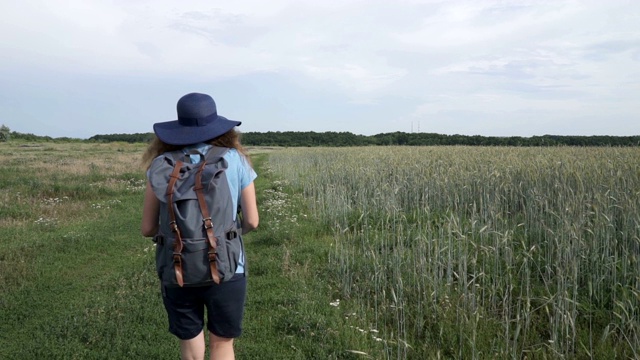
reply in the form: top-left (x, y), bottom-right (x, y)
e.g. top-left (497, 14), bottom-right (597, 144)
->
top-left (172, 253), bottom-right (182, 265)
top-left (152, 234), bottom-right (164, 245)
top-left (203, 217), bottom-right (214, 230)
top-left (208, 250), bottom-right (217, 262)
top-left (226, 230), bottom-right (238, 240)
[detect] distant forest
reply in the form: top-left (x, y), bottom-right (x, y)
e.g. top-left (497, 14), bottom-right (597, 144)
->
top-left (8, 130), bottom-right (640, 147)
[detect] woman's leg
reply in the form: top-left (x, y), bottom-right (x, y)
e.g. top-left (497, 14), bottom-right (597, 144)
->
top-left (209, 333), bottom-right (235, 360)
top-left (180, 330), bottom-right (206, 360)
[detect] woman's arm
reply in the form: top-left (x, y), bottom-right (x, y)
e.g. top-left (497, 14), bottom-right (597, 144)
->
top-left (240, 182), bottom-right (259, 234)
top-left (141, 181), bottom-right (160, 237)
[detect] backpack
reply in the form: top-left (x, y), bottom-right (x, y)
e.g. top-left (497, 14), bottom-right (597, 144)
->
top-left (148, 146), bottom-right (244, 287)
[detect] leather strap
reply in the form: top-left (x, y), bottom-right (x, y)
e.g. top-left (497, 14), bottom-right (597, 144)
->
top-left (194, 161), bottom-right (221, 284)
top-left (167, 161), bottom-right (185, 287)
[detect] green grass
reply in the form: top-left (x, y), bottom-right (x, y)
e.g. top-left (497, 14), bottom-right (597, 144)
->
top-left (6, 142), bottom-right (636, 359)
top-left (0, 142), bottom-right (373, 359)
top-left (0, 142), bottom-right (170, 359)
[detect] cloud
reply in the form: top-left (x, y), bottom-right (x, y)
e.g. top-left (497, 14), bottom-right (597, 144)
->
top-left (0, 0), bottom-right (638, 137)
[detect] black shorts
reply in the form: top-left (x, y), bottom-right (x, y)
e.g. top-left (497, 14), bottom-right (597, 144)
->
top-left (161, 273), bottom-right (246, 340)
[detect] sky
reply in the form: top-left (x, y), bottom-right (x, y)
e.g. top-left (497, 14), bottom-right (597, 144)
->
top-left (0, 0), bottom-right (638, 139)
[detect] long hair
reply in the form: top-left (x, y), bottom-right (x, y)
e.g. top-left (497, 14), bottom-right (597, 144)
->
top-left (141, 129), bottom-right (251, 169)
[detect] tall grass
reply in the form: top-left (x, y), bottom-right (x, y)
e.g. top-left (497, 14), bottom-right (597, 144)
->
top-left (268, 146), bottom-right (640, 359)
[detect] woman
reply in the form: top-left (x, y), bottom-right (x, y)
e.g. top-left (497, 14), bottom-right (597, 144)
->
top-left (141, 92), bottom-right (259, 360)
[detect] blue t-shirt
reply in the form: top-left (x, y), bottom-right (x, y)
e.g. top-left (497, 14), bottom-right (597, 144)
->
top-left (180, 144), bottom-right (257, 273)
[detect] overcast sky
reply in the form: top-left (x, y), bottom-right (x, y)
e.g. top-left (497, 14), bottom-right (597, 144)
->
top-left (1, 0), bottom-right (638, 138)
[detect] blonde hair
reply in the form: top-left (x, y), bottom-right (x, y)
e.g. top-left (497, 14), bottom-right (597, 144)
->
top-left (141, 129), bottom-right (251, 169)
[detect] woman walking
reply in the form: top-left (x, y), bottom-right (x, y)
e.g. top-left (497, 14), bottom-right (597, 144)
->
top-left (141, 92), bottom-right (259, 360)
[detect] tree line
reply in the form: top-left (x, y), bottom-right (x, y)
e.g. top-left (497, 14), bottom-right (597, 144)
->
top-left (3, 127), bottom-right (639, 147)
top-left (242, 131), bottom-right (640, 147)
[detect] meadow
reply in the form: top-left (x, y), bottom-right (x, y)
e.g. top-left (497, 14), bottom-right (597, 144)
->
top-left (0, 142), bottom-right (638, 359)
top-left (0, 141), bottom-right (365, 359)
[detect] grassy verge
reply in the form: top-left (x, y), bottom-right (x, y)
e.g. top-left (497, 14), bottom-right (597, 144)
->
top-left (238, 154), bottom-right (385, 359)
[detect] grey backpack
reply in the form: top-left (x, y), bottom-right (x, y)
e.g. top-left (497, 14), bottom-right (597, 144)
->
top-left (148, 146), bottom-right (244, 287)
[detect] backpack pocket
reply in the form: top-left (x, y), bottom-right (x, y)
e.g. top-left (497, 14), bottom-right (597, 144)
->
top-left (160, 237), bottom-right (215, 287)
top-left (215, 226), bottom-right (243, 281)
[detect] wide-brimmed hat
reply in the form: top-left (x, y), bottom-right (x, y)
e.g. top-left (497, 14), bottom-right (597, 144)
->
top-left (153, 93), bottom-right (241, 146)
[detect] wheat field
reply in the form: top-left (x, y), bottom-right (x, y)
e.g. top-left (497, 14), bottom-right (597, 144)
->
top-left (268, 146), bottom-right (639, 359)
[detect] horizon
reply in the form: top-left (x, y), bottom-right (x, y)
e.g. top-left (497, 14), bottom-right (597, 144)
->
top-left (1, 1), bottom-right (639, 139)
top-left (6, 127), bottom-right (639, 141)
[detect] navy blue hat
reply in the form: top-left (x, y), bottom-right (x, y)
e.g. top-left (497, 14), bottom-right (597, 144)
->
top-left (153, 93), bottom-right (241, 146)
